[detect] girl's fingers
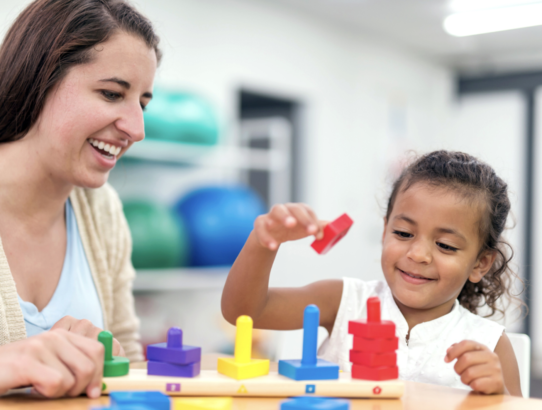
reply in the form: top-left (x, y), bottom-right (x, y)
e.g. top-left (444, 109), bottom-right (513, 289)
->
top-left (300, 204), bottom-right (325, 239)
top-left (454, 350), bottom-right (495, 375)
top-left (445, 340), bottom-right (486, 363)
top-left (254, 216), bottom-right (279, 250)
top-left (470, 376), bottom-right (504, 395)
top-left (286, 204), bottom-right (318, 234)
top-left (458, 362), bottom-right (497, 387)
top-left (269, 204), bottom-right (296, 227)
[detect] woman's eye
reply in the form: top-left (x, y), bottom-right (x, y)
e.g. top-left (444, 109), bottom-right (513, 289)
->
top-left (392, 230), bottom-right (412, 239)
top-left (437, 242), bottom-right (458, 252)
top-left (101, 90), bottom-right (121, 101)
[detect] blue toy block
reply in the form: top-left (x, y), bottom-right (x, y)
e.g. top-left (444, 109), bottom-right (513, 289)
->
top-left (281, 397), bottom-right (350, 410)
top-left (147, 327), bottom-right (201, 365)
top-left (92, 407), bottom-right (153, 410)
top-left (279, 305), bottom-right (339, 381)
top-left (147, 359), bottom-right (201, 377)
top-left (109, 391), bottom-right (170, 410)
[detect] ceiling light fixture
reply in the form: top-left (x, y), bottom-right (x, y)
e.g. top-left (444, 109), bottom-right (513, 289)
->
top-left (444, 2), bottom-right (542, 36)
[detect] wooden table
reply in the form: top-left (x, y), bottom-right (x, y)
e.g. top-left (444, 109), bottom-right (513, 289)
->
top-left (2, 355), bottom-right (542, 409)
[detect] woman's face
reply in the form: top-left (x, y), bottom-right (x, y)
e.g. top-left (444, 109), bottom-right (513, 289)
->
top-left (29, 32), bottom-right (157, 189)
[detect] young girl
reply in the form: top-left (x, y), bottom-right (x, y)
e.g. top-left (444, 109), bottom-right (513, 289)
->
top-left (222, 150), bottom-right (523, 396)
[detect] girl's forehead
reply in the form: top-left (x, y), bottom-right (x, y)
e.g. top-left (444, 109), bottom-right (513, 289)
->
top-left (391, 183), bottom-right (483, 235)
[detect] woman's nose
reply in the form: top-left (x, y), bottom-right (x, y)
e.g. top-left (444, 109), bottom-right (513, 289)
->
top-left (115, 102), bottom-right (145, 142)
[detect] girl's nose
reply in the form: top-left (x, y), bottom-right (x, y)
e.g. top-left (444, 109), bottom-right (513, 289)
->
top-left (115, 102), bottom-right (145, 142)
top-left (407, 239), bottom-right (432, 264)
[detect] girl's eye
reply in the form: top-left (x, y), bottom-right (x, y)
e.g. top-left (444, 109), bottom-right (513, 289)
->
top-left (101, 90), bottom-right (121, 101)
top-left (141, 103), bottom-right (147, 111)
top-left (437, 242), bottom-right (458, 252)
top-left (392, 230), bottom-right (413, 239)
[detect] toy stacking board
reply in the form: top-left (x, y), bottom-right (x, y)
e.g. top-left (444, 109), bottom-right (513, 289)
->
top-left (101, 368), bottom-right (403, 398)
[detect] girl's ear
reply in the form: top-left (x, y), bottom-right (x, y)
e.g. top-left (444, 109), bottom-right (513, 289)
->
top-left (469, 250), bottom-right (497, 283)
top-left (382, 217), bottom-right (388, 244)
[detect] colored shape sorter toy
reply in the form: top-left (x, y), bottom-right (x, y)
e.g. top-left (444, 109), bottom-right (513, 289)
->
top-left (101, 304), bottom-right (404, 399)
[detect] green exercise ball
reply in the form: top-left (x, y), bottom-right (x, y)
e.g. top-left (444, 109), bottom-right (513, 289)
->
top-left (123, 200), bottom-right (189, 269)
top-left (144, 89), bottom-right (219, 145)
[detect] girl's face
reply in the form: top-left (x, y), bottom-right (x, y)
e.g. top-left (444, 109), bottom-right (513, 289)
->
top-left (381, 183), bottom-right (495, 314)
top-left (27, 31), bottom-right (157, 188)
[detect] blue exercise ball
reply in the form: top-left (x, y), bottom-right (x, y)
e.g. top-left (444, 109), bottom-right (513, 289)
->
top-left (173, 186), bottom-right (267, 267)
top-left (144, 89), bottom-right (219, 145)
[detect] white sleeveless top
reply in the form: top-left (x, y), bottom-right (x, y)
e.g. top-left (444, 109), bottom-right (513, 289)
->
top-left (17, 199), bottom-right (104, 336)
top-left (318, 278), bottom-right (505, 390)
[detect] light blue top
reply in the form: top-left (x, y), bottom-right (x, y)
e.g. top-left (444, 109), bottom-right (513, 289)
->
top-left (18, 199), bottom-right (104, 337)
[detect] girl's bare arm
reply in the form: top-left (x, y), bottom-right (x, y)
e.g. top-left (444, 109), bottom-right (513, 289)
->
top-left (221, 204), bottom-right (344, 334)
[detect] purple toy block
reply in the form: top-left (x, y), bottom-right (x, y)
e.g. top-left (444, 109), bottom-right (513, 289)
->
top-left (147, 360), bottom-right (201, 378)
top-left (147, 327), bottom-right (201, 365)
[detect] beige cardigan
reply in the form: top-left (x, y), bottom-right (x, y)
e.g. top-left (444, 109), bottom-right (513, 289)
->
top-left (0, 183), bottom-right (143, 361)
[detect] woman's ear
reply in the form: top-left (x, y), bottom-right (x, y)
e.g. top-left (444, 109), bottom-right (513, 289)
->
top-left (382, 217), bottom-right (388, 244)
top-left (469, 250), bottom-right (497, 283)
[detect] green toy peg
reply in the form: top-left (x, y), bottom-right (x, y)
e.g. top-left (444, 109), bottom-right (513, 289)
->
top-left (98, 330), bottom-right (129, 377)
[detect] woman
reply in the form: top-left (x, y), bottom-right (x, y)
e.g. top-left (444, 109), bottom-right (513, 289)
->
top-left (0, 0), bottom-right (160, 398)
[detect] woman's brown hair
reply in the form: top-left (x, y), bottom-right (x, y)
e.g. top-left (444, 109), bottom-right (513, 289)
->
top-left (386, 150), bottom-right (524, 317)
top-left (0, 0), bottom-right (161, 143)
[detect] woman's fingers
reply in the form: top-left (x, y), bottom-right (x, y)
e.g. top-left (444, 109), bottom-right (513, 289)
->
top-left (59, 331), bottom-right (104, 398)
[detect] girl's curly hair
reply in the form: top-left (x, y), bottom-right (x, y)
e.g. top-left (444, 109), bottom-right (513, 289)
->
top-left (385, 150), bottom-right (524, 317)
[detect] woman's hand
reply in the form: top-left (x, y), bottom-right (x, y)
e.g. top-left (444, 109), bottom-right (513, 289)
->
top-left (51, 316), bottom-right (125, 357)
top-left (253, 203), bottom-right (325, 251)
top-left (445, 340), bottom-right (505, 395)
top-left (0, 329), bottom-right (104, 398)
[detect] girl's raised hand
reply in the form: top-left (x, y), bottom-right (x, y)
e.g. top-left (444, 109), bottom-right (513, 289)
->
top-left (445, 340), bottom-right (505, 395)
top-left (253, 203), bottom-right (325, 251)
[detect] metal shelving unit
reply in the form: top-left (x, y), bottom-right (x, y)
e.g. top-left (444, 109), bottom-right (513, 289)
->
top-left (133, 267), bottom-right (229, 292)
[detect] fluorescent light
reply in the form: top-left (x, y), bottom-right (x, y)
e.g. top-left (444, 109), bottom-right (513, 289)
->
top-left (444, 3), bottom-right (542, 36)
top-left (450, 0), bottom-right (541, 12)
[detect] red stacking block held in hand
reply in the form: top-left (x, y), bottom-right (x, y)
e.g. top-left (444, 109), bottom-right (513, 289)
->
top-left (348, 296), bottom-right (399, 381)
top-left (311, 213), bottom-right (353, 255)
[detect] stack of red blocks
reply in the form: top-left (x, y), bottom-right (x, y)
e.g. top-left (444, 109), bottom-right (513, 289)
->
top-left (348, 296), bottom-right (399, 380)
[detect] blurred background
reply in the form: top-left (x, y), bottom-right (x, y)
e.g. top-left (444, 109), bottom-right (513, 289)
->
top-left (3, 0), bottom-right (542, 397)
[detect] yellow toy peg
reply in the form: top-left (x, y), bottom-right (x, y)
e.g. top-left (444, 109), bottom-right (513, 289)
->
top-left (217, 316), bottom-right (269, 380)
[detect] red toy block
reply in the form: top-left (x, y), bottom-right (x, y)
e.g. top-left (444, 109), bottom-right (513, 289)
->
top-left (352, 336), bottom-right (398, 353)
top-left (352, 364), bottom-right (399, 381)
top-left (348, 297), bottom-right (396, 339)
top-left (349, 350), bottom-right (397, 367)
top-left (311, 213), bottom-right (353, 255)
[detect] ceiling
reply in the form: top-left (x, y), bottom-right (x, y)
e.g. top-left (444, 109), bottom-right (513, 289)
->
top-left (271, 0), bottom-right (542, 75)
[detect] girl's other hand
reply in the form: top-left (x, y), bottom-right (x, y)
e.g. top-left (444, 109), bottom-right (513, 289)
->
top-left (445, 340), bottom-right (505, 395)
top-left (253, 203), bottom-right (325, 251)
top-left (51, 316), bottom-right (125, 357)
top-left (0, 329), bottom-right (104, 398)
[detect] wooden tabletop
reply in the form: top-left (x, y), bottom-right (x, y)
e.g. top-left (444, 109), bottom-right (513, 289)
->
top-left (2, 354), bottom-right (542, 409)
